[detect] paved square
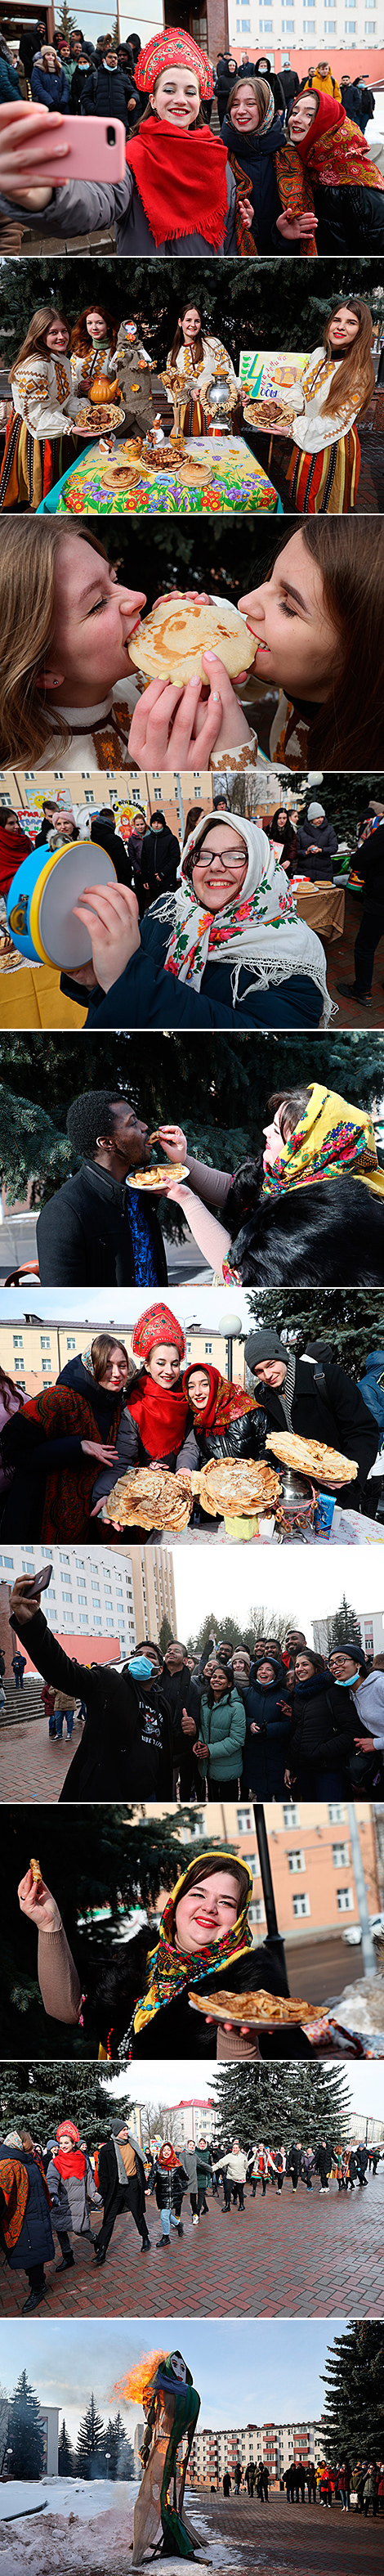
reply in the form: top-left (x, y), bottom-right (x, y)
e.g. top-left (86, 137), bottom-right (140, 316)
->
top-left (1, 2172), bottom-right (383, 2319)
top-left (190, 2491), bottom-right (384, 2570)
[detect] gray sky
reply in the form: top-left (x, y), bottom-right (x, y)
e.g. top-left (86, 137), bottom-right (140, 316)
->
top-left (109, 2059), bottom-right (384, 2118)
top-left (0, 2318), bottom-right (346, 2444)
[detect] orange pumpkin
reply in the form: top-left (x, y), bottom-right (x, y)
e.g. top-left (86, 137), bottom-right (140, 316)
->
top-left (90, 373), bottom-right (120, 406)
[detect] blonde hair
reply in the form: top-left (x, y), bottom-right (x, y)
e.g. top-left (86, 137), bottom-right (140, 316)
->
top-left (0, 524), bottom-right (110, 768)
top-left (320, 298), bottom-right (375, 420)
top-left (227, 74), bottom-right (270, 123)
top-left (10, 305), bottom-right (67, 384)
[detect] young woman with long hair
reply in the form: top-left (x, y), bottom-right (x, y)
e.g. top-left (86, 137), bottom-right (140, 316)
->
top-left (283, 298), bottom-right (375, 514)
top-left (0, 306), bottom-right (83, 512)
top-left (239, 517), bottom-right (384, 768)
top-left (283, 87), bottom-right (384, 251)
top-left (167, 300), bottom-right (237, 437)
top-left (69, 302), bottom-right (120, 406)
top-left (221, 74), bottom-right (316, 252)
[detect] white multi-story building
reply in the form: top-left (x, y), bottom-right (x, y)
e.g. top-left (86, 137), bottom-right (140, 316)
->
top-left (0, 1542), bottom-right (176, 1663)
top-left (171, 2100), bottom-right (219, 2147)
top-left (314, 1609), bottom-right (384, 1660)
top-left (190, 2418), bottom-right (324, 2485)
top-left (228, 4), bottom-right (384, 65)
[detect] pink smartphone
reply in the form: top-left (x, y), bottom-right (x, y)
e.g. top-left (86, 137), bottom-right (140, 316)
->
top-left (41, 115), bottom-right (127, 187)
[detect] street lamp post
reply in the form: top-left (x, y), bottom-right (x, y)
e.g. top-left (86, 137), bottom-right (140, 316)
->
top-left (218, 1312), bottom-right (243, 1385)
top-left (105, 2449), bottom-right (110, 2481)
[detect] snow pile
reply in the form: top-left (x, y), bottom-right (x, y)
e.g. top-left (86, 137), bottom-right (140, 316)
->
top-left (0, 2479), bottom-right (135, 2575)
top-left (335, 1972), bottom-right (384, 2034)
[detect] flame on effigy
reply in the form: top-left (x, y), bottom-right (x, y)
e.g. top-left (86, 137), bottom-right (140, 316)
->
top-left (114, 2350), bottom-right (167, 2406)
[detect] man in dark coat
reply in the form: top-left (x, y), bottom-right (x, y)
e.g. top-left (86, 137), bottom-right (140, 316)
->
top-left (161, 1642), bottom-right (201, 1799)
top-left (90, 809), bottom-right (134, 891)
top-left (244, 1328), bottom-right (378, 1510)
top-left (243, 1656), bottom-right (290, 1798)
top-left (216, 52), bottom-right (239, 127)
top-left (36, 1087), bottom-right (168, 1290)
top-left (80, 44), bottom-right (138, 132)
top-left (253, 56), bottom-right (285, 110)
top-left (9, 1589), bottom-right (175, 1804)
top-left (317, 2138), bottom-right (333, 2191)
top-left (94, 2122), bottom-right (150, 2264)
top-left (337, 806), bottom-right (384, 1008)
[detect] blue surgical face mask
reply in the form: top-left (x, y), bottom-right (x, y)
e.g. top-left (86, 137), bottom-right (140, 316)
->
top-left (128, 1655), bottom-right (154, 1681)
top-left (337, 1670), bottom-right (361, 1688)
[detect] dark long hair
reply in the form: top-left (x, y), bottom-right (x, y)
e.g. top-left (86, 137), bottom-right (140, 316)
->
top-left (272, 519), bottom-right (384, 769)
top-left (269, 808), bottom-right (297, 866)
top-left (0, 1367), bottom-right (24, 1415)
top-left (228, 1176), bottom-right (384, 1287)
top-left (169, 303), bottom-right (204, 367)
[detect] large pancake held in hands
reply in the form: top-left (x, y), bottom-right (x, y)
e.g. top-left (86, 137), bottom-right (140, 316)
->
top-left (129, 592), bottom-right (256, 684)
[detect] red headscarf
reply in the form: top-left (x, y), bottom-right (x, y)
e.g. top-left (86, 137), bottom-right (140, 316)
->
top-left (53, 2121), bottom-right (87, 2181)
top-left (293, 91), bottom-right (384, 190)
top-left (182, 1362), bottom-right (257, 1434)
top-left (126, 122), bottom-right (229, 251)
top-left (0, 817), bottom-right (32, 900)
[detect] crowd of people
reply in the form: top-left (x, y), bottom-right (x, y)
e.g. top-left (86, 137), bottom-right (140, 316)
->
top-left (7, 1582), bottom-right (384, 1803)
top-left (1, 2107), bottom-right (381, 2313)
top-left (0, 1299), bottom-right (382, 1551)
top-left (1, 37), bottom-right (384, 258)
top-left (0, 284), bottom-right (378, 518)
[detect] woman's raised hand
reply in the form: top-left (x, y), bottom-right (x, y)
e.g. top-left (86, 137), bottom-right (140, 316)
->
top-left (18, 1865), bottom-right (61, 1936)
top-left (157, 1125), bottom-right (188, 1161)
top-left (237, 197), bottom-right (253, 227)
top-left (81, 1440), bottom-right (119, 1464)
top-left (0, 101), bottom-right (69, 201)
top-left (276, 209), bottom-right (318, 239)
top-left (74, 881), bottom-right (141, 994)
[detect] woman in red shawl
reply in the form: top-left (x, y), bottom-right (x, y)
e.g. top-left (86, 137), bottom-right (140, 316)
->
top-left (125, 1303), bottom-right (191, 1469)
top-left (182, 1361), bottom-right (267, 1470)
top-left (123, 29), bottom-right (248, 256)
top-left (279, 89), bottom-right (384, 252)
top-left (0, 810), bottom-right (32, 901)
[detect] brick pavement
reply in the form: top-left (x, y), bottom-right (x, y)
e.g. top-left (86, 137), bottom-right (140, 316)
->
top-left (0, 1713), bottom-right (78, 1800)
top-left (1, 2173), bottom-right (383, 2320)
top-left (192, 2490), bottom-right (384, 2570)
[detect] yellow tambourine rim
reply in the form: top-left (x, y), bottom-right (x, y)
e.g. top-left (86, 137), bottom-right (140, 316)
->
top-left (29, 845), bottom-right (69, 965)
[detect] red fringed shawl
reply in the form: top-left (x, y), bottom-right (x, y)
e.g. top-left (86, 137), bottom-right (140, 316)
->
top-left (127, 1368), bottom-right (189, 1461)
top-left (125, 120), bottom-right (229, 249)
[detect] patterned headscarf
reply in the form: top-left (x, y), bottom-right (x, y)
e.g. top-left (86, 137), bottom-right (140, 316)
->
top-left (261, 1082), bottom-right (384, 1199)
top-left (292, 91), bottom-right (384, 191)
top-left (163, 810), bottom-right (331, 1021)
top-left (182, 1362), bottom-right (257, 1432)
top-left (133, 1851), bottom-right (253, 2035)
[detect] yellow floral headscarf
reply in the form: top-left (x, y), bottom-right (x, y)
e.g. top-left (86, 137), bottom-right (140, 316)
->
top-left (262, 1083), bottom-right (384, 1201)
top-left (133, 1851), bottom-right (253, 2036)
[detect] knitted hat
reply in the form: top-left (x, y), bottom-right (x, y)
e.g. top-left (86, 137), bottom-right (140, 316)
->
top-left (306, 802), bottom-right (324, 820)
top-left (244, 1329), bottom-right (286, 1371)
top-left (333, 1641), bottom-right (366, 1670)
top-left (136, 29), bottom-right (212, 97)
top-left (132, 1303), bottom-right (185, 1362)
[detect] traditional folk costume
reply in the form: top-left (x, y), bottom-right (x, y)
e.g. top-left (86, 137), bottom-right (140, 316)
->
top-left (168, 333), bottom-right (237, 436)
top-left (70, 337), bottom-right (119, 401)
top-left (124, 29), bottom-right (236, 256)
top-left (0, 1349), bottom-right (123, 1541)
top-left (0, 351), bottom-right (82, 511)
top-left (284, 348), bottom-right (362, 513)
top-left (261, 1081), bottom-right (384, 1203)
top-left (127, 1303), bottom-right (189, 1467)
top-left (163, 809), bottom-right (332, 1024)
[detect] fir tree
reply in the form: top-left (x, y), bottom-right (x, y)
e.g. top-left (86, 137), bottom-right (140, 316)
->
top-left (326, 1595), bottom-right (364, 1653)
top-left (4, 1807), bottom-right (206, 2054)
top-left (59, 2418), bottom-right (75, 2477)
top-left (1, 257), bottom-right (381, 368)
top-left (0, 2061), bottom-right (133, 2140)
top-left (103, 2412), bottom-right (134, 2480)
top-left (321, 2322), bottom-right (384, 2462)
top-left (7, 2372), bottom-right (45, 2480)
top-left (212, 2062), bottom-right (351, 2143)
top-left (187, 1605), bottom-right (294, 1656)
top-left (0, 1084), bottom-right (73, 1209)
top-left (159, 1613), bottom-right (173, 1654)
top-left (76, 2394), bottom-right (105, 2479)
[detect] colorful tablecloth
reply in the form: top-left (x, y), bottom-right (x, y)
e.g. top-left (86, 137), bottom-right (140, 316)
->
top-left (38, 434), bottom-right (283, 518)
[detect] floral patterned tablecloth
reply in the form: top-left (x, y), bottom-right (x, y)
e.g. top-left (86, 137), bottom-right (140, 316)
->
top-left (38, 435), bottom-right (283, 518)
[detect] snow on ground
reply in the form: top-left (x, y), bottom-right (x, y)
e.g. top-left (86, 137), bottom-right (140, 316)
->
top-left (0, 2480), bottom-right (242, 2574)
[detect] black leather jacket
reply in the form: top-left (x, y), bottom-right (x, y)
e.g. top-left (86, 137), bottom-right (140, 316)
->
top-left (195, 1407), bottom-right (269, 1466)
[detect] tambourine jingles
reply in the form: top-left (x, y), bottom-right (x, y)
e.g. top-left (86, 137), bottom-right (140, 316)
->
top-left (7, 839), bottom-right (118, 970)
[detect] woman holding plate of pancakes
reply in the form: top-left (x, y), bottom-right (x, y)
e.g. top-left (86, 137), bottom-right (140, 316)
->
top-left (0, 522), bottom-right (383, 782)
top-left (16, 1849), bottom-right (314, 2059)
top-left (158, 1087), bottom-right (384, 1288)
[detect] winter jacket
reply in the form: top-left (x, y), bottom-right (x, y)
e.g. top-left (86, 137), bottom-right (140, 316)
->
top-left (0, 55), bottom-right (21, 103)
top-left (249, 1353), bottom-right (378, 1497)
top-left (296, 818), bottom-right (338, 866)
top-left (80, 62), bottom-right (137, 132)
top-left (243, 1677), bottom-right (290, 1797)
top-left (154, 2158), bottom-right (187, 2211)
top-left (357, 1349), bottom-right (384, 1432)
top-left (197, 1685), bottom-right (246, 1784)
top-left (19, 1608), bottom-right (174, 1803)
top-left (181, 2144), bottom-right (198, 2192)
top-left (161, 1663), bottom-right (200, 1751)
top-left (214, 2147), bottom-right (248, 2181)
top-left (0, 164), bottom-right (237, 260)
top-left (355, 819), bottom-right (384, 910)
top-left (190, 1407), bottom-right (269, 1470)
top-left (253, 59), bottom-right (286, 112)
top-left (31, 60), bottom-right (69, 110)
top-left (196, 2145), bottom-right (212, 2188)
top-left (97, 2134), bottom-right (146, 2232)
top-left (70, 63), bottom-right (92, 113)
top-left (221, 105), bottom-right (285, 251)
top-left (46, 2155), bottom-right (100, 2233)
top-left (0, 2145), bottom-right (55, 2272)
top-left (37, 1160), bottom-right (168, 1290)
top-left (85, 897), bottom-right (324, 1033)
top-left (288, 1672), bottom-right (356, 1784)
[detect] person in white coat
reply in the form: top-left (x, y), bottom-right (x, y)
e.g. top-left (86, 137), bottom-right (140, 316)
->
top-left (0, 303), bottom-right (84, 510)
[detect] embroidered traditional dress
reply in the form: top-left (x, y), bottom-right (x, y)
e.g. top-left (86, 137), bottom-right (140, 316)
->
top-left (34, 678), bottom-right (257, 774)
top-left (70, 339), bottom-right (119, 399)
top-left (284, 348), bottom-right (361, 513)
top-left (0, 352), bottom-right (82, 511)
top-left (169, 334), bottom-right (237, 436)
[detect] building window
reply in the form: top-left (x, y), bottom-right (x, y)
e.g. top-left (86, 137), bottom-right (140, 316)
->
top-left (42, 1360), bottom-right (51, 1373)
top-left (12, 1335), bottom-right (23, 1349)
top-left (14, 1361), bottom-right (25, 1376)
top-left (249, 1899), bottom-right (266, 1924)
top-left (328, 1802), bottom-right (345, 1823)
top-left (288, 1850), bottom-right (306, 1874)
top-left (337, 1886), bottom-right (354, 1912)
top-left (283, 1802), bottom-right (301, 1828)
top-left (332, 1842), bottom-right (350, 1867)
top-left (66, 1337), bottom-right (76, 1350)
top-left (292, 1892), bottom-right (310, 1919)
top-left (237, 1807), bottom-right (253, 1833)
top-left (40, 1334), bottom-right (51, 1348)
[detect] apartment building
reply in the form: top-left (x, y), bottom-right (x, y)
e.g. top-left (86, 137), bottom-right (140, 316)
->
top-left (190, 2417), bottom-right (324, 2486)
top-left (148, 1800), bottom-right (380, 1936)
top-left (227, 3), bottom-right (384, 74)
top-left (0, 1319), bottom-right (244, 1399)
top-left (0, 1544), bottom-right (176, 1668)
top-left (315, 1610), bottom-right (384, 1660)
top-left (171, 2100), bottom-right (219, 2147)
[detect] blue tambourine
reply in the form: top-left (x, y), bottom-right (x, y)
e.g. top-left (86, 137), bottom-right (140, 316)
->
top-left (7, 838), bottom-right (117, 969)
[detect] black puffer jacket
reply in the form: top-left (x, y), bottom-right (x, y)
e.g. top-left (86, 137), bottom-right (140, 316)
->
top-left (194, 1407), bottom-right (269, 1467)
top-left (289, 1674), bottom-right (356, 1780)
top-left (80, 61), bottom-right (137, 129)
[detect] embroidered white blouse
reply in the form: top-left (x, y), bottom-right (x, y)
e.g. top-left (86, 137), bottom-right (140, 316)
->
top-left (11, 351), bottom-right (81, 441)
top-left (169, 334), bottom-right (238, 406)
top-left (288, 350), bottom-right (361, 456)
